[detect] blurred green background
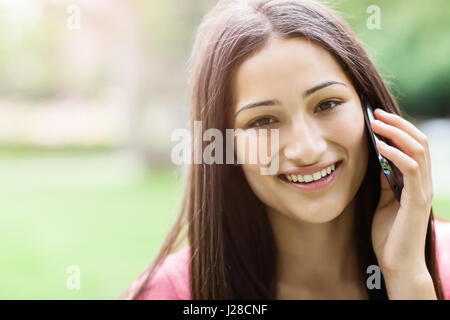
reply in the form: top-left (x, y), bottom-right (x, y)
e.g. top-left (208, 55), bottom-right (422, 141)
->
top-left (0, 0), bottom-right (449, 299)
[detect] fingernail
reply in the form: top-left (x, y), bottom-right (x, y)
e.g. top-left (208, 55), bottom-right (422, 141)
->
top-left (375, 108), bottom-right (386, 114)
top-left (372, 119), bottom-right (381, 125)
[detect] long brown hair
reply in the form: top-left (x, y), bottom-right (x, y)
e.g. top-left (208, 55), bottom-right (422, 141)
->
top-left (123, 0), bottom-right (443, 299)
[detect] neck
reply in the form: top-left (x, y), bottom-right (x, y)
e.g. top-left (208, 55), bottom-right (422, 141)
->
top-left (267, 197), bottom-right (366, 298)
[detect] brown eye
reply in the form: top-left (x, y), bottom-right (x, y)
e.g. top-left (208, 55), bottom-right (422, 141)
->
top-left (249, 117), bottom-right (276, 128)
top-left (316, 100), bottom-right (341, 113)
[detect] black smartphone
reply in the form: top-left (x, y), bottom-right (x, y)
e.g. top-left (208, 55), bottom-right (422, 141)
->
top-left (361, 95), bottom-right (404, 202)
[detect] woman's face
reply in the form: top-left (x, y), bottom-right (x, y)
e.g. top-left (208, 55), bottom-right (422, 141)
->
top-left (232, 37), bottom-right (369, 223)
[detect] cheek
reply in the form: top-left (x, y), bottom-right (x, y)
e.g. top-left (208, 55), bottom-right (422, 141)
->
top-left (237, 131), bottom-right (281, 205)
top-left (329, 106), bottom-right (366, 152)
top-left (241, 162), bottom-right (280, 210)
top-left (332, 107), bottom-right (369, 182)
top-left (234, 129), bottom-right (277, 167)
top-left (235, 133), bottom-right (269, 190)
top-left (234, 131), bottom-right (258, 165)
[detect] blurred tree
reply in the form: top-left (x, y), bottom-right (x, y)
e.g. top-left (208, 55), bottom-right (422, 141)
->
top-left (333, 0), bottom-right (450, 117)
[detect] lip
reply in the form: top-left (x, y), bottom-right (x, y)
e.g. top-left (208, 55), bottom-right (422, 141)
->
top-left (279, 161), bottom-right (342, 192)
top-left (282, 160), bottom-right (340, 176)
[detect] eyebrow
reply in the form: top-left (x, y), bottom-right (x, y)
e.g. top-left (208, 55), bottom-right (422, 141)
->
top-left (234, 80), bottom-right (346, 118)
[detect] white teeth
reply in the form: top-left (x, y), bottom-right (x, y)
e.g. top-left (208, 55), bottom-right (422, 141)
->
top-left (284, 162), bottom-right (338, 184)
top-left (312, 172), bottom-right (322, 181)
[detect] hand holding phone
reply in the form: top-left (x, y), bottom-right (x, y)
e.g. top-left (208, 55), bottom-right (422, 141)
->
top-left (361, 95), bottom-right (404, 202)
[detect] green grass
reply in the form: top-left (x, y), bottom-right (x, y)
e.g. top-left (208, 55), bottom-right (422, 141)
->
top-left (433, 195), bottom-right (450, 221)
top-left (0, 149), bottom-right (448, 299)
top-left (0, 150), bottom-right (184, 299)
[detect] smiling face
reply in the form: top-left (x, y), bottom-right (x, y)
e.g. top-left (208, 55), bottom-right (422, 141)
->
top-left (232, 36), bottom-right (369, 223)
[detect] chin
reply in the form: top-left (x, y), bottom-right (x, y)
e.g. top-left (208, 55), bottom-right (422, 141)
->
top-left (290, 207), bottom-right (343, 224)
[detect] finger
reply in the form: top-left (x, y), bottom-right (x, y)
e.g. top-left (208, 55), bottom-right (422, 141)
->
top-left (373, 109), bottom-right (433, 201)
top-left (373, 109), bottom-right (429, 150)
top-left (376, 140), bottom-right (425, 206)
top-left (371, 119), bottom-right (427, 172)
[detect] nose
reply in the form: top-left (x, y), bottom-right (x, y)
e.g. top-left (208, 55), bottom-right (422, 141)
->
top-left (283, 116), bottom-right (327, 164)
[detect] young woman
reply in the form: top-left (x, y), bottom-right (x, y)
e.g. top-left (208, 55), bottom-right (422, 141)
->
top-left (124, 0), bottom-right (450, 299)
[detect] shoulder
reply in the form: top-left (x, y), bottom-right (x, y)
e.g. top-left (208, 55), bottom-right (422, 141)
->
top-left (434, 218), bottom-right (450, 299)
top-left (138, 246), bottom-right (191, 300)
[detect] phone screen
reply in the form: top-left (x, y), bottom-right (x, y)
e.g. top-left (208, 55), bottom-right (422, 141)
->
top-left (361, 95), bottom-right (404, 202)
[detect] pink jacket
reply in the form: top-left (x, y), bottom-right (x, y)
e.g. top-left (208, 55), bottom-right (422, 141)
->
top-left (132, 220), bottom-right (450, 300)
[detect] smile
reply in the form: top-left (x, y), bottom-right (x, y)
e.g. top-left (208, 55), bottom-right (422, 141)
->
top-left (278, 161), bottom-right (342, 191)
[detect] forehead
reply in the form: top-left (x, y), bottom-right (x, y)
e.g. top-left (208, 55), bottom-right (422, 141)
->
top-left (232, 37), bottom-right (351, 106)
